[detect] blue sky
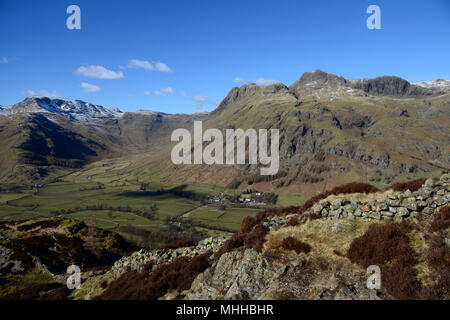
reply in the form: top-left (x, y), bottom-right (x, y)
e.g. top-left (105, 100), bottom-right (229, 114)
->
top-left (0, 0), bottom-right (449, 113)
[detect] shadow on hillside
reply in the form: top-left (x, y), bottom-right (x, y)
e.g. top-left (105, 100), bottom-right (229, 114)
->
top-left (119, 185), bottom-right (206, 201)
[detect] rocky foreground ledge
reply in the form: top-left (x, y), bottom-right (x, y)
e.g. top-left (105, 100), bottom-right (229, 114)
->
top-left (73, 174), bottom-right (449, 300)
top-left (1, 175), bottom-right (448, 300)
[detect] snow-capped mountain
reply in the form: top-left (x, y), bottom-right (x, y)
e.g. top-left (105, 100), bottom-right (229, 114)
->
top-left (0, 96), bottom-right (123, 123)
top-left (415, 79), bottom-right (450, 89)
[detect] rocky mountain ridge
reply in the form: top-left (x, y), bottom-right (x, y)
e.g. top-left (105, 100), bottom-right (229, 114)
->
top-left (2, 70), bottom-right (448, 125)
top-left (1, 70), bottom-right (449, 193)
top-left (163, 70), bottom-right (450, 193)
top-left (0, 96), bottom-right (209, 125)
top-left (0, 97), bottom-right (123, 124)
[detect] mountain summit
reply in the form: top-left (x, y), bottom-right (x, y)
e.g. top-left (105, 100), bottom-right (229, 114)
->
top-left (0, 96), bottom-right (123, 124)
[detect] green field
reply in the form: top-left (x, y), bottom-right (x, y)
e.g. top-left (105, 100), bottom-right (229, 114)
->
top-left (0, 180), bottom-right (261, 237)
top-left (183, 205), bottom-right (261, 230)
top-left (0, 193), bottom-right (29, 205)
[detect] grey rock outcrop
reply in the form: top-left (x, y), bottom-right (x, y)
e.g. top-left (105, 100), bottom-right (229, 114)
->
top-left (349, 76), bottom-right (432, 96)
top-left (185, 249), bottom-right (283, 300)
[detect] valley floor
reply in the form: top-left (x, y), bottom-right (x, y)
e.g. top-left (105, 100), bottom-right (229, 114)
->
top-left (0, 170), bottom-right (262, 243)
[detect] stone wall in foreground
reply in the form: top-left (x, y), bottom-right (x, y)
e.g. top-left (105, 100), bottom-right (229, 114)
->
top-left (264, 174), bottom-right (450, 231)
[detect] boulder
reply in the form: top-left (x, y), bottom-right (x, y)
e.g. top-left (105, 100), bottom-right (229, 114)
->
top-left (396, 207), bottom-right (409, 217)
top-left (402, 199), bottom-right (417, 211)
top-left (334, 285), bottom-right (380, 300)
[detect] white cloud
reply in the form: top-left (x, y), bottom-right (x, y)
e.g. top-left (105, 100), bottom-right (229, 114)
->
top-left (234, 77), bottom-right (247, 83)
top-left (154, 87), bottom-right (174, 96)
top-left (234, 76), bottom-right (279, 86)
top-left (25, 89), bottom-right (63, 99)
top-left (40, 90), bottom-right (63, 98)
top-left (126, 59), bottom-right (154, 71)
top-left (192, 94), bottom-right (209, 103)
top-left (0, 57), bottom-right (8, 64)
top-left (180, 90), bottom-right (187, 97)
top-left (191, 94), bottom-right (220, 109)
top-left (125, 59), bottom-right (173, 73)
top-left (75, 65), bottom-right (124, 79)
top-left (143, 90), bottom-right (151, 95)
top-left (154, 61), bottom-right (172, 73)
top-left (192, 94), bottom-right (212, 108)
top-left (81, 82), bottom-right (101, 93)
top-left (254, 78), bottom-right (279, 86)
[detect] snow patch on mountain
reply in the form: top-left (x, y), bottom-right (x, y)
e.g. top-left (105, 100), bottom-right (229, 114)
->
top-left (133, 109), bottom-right (169, 116)
top-left (0, 96), bottom-right (124, 124)
top-left (415, 79), bottom-right (450, 89)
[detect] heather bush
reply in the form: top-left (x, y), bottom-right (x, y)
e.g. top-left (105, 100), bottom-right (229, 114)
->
top-left (347, 221), bottom-right (423, 299)
top-left (1, 283), bottom-right (62, 300)
top-left (97, 252), bottom-right (211, 300)
top-left (273, 182), bottom-right (379, 217)
top-left (214, 212), bottom-right (269, 261)
top-left (286, 217), bottom-right (299, 227)
top-left (424, 233), bottom-right (450, 299)
top-left (136, 229), bottom-right (204, 249)
top-left (429, 205), bottom-right (450, 232)
top-left (347, 222), bottom-right (414, 268)
top-left (243, 224), bottom-right (267, 252)
top-left (161, 239), bottom-right (199, 250)
top-left (38, 286), bottom-right (71, 300)
top-left (382, 255), bottom-right (422, 300)
top-left (16, 219), bottom-right (61, 232)
top-left (388, 178), bottom-right (426, 192)
top-left (281, 237), bottom-right (311, 254)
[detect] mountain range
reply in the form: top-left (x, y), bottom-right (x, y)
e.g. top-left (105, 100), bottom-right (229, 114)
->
top-left (1, 70), bottom-right (449, 196)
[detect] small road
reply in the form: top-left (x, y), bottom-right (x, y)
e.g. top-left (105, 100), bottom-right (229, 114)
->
top-left (173, 204), bottom-right (206, 220)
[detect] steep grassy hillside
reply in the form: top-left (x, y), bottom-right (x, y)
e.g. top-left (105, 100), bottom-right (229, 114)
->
top-left (123, 71), bottom-right (450, 198)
